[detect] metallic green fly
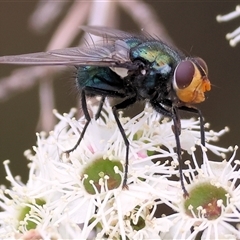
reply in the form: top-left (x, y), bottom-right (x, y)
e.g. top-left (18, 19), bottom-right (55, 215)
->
top-left (0, 26), bottom-right (211, 196)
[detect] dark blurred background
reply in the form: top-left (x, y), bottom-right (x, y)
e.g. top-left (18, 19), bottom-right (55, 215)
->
top-left (0, 1), bottom-right (239, 185)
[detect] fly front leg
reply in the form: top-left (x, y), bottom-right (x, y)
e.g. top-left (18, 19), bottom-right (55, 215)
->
top-left (150, 100), bottom-right (188, 197)
top-left (178, 106), bottom-right (205, 146)
top-left (171, 106), bottom-right (181, 136)
top-left (171, 107), bottom-right (189, 197)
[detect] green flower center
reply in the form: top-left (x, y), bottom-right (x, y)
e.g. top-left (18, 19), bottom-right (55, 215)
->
top-left (184, 182), bottom-right (228, 220)
top-left (18, 198), bottom-right (46, 231)
top-left (82, 157), bottom-right (123, 194)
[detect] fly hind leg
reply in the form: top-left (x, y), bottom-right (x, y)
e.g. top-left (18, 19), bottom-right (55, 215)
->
top-left (65, 90), bottom-right (91, 155)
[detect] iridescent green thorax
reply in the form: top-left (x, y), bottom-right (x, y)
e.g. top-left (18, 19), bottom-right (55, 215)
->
top-left (128, 40), bottom-right (183, 77)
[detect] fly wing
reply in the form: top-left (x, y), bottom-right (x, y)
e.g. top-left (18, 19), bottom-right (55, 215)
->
top-left (0, 45), bottom-right (132, 68)
top-left (0, 26), bottom-right (140, 69)
top-left (81, 26), bottom-right (139, 39)
top-left (81, 26), bottom-right (153, 41)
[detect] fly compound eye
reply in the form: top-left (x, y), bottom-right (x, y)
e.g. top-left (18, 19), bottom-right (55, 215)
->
top-left (173, 60), bottom-right (195, 90)
top-left (173, 59), bottom-right (211, 104)
top-left (194, 57), bottom-right (208, 75)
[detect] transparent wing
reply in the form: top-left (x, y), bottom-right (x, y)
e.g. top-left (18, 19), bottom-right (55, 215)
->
top-left (0, 26), bottom-right (142, 69)
top-left (81, 26), bottom-right (153, 41)
top-left (81, 26), bottom-right (139, 39)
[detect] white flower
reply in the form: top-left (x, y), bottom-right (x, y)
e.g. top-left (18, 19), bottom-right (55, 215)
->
top-left (217, 5), bottom-right (240, 47)
top-left (160, 146), bottom-right (240, 239)
top-left (0, 160), bottom-right (84, 239)
top-left (0, 100), bottom-right (232, 239)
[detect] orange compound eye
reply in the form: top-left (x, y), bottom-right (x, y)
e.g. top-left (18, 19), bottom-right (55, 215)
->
top-left (173, 59), bottom-right (211, 104)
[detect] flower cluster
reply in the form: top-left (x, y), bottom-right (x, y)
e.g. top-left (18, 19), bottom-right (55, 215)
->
top-left (0, 100), bottom-right (239, 239)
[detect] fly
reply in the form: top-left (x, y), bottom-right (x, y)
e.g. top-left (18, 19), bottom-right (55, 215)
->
top-left (0, 26), bottom-right (211, 196)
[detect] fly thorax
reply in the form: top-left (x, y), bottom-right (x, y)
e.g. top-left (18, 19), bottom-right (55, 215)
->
top-left (152, 63), bottom-right (172, 76)
top-left (152, 54), bottom-right (173, 76)
top-left (134, 71), bottom-right (163, 99)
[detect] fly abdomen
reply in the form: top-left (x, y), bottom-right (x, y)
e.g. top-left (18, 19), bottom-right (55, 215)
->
top-left (76, 66), bottom-right (126, 97)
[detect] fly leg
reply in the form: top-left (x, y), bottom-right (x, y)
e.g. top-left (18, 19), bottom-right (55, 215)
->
top-left (112, 97), bottom-right (137, 189)
top-left (150, 101), bottom-right (188, 197)
top-left (65, 87), bottom-right (125, 155)
top-left (95, 96), bottom-right (106, 120)
top-left (65, 90), bottom-right (91, 155)
top-left (171, 107), bottom-right (189, 197)
top-left (178, 106), bottom-right (205, 146)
